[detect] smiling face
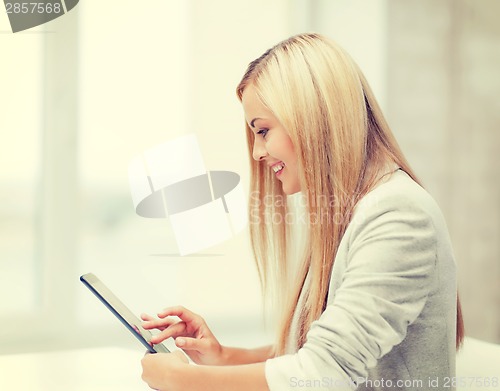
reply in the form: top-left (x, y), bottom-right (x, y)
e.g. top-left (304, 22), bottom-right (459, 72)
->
top-left (241, 84), bottom-right (301, 195)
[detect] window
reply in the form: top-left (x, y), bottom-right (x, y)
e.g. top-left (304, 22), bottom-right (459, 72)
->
top-left (0, 22), bottom-right (42, 318)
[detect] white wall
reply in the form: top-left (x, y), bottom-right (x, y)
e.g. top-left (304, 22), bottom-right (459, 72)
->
top-left (293, 0), bottom-right (388, 110)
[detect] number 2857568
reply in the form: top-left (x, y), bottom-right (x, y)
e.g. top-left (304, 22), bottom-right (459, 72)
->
top-left (5, 2), bottom-right (63, 14)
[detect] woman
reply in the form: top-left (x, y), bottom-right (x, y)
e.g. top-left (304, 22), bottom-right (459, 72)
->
top-left (140, 33), bottom-right (464, 391)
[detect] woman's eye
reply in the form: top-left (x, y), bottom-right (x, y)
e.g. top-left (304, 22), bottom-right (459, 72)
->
top-left (257, 129), bottom-right (269, 138)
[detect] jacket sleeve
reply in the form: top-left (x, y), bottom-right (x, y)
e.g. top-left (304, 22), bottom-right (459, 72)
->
top-left (264, 198), bottom-right (437, 390)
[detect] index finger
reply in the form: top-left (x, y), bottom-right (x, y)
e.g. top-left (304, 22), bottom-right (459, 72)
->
top-left (157, 306), bottom-right (199, 322)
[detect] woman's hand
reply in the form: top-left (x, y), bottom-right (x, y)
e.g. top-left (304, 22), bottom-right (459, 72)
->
top-left (141, 350), bottom-right (270, 391)
top-left (141, 306), bottom-right (225, 366)
top-left (141, 350), bottom-right (189, 391)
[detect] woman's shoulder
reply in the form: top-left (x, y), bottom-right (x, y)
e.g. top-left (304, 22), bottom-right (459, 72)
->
top-left (347, 169), bottom-right (450, 245)
top-left (354, 169), bottom-right (442, 219)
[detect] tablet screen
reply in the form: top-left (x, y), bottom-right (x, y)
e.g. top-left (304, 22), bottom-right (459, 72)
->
top-left (80, 273), bottom-right (170, 354)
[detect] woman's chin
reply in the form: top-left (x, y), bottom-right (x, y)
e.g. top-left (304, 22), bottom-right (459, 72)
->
top-left (282, 182), bottom-right (301, 195)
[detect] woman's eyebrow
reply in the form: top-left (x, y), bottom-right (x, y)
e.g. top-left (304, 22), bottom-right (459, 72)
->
top-left (250, 117), bottom-right (263, 128)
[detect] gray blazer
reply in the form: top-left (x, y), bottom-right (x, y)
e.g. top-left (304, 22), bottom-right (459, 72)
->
top-left (265, 169), bottom-right (457, 390)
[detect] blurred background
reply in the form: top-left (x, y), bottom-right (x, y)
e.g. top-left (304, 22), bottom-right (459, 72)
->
top-left (1, 0), bottom-right (499, 360)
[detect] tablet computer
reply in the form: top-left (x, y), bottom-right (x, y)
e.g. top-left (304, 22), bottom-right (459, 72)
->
top-left (80, 273), bottom-right (170, 354)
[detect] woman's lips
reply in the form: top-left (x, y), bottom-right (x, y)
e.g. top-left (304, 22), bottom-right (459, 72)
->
top-left (271, 162), bottom-right (285, 177)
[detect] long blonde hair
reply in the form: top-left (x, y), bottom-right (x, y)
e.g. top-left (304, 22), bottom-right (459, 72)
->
top-left (236, 33), bottom-right (464, 356)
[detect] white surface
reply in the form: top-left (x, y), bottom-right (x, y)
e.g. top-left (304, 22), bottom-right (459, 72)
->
top-left (0, 337), bottom-right (498, 391)
top-left (456, 337), bottom-right (500, 390)
top-left (0, 347), bottom-right (148, 391)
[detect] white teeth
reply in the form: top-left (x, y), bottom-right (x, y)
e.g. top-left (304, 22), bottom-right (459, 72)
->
top-left (272, 163), bottom-right (285, 173)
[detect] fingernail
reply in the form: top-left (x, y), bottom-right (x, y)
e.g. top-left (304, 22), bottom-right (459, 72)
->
top-left (176, 338), bottom-right (185, 347)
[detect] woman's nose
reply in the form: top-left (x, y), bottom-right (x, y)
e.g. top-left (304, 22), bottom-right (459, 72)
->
top-left (252, 139), bottom-right (268, 161)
